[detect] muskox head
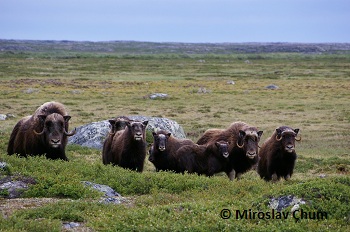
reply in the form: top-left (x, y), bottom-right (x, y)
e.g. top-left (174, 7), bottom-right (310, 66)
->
top-left (275, 127), bottom-right (300, 153)
top-left (34, 113), bottom-right (76, 148)
top-left (108, 116), bottom-right (130, 135)
top-left (215, 141), bottom-right (230, 158)
top-left (236, 128), bottom-right (263, 159)
top-left (152, 131), bottom-right (171, 152)
top-left (126, 120), bottom-right (148, 141)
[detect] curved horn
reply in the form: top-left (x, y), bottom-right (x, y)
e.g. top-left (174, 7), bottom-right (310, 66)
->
top-left (295, 135), bottom-right (301, 141)
top-left (275, 135), bottom-right (282, 141)
top-left (33, 128), bottom-right (45, 135)
top-left (64, 128), bottom-right (76, 136)
top-left (236, 141), bottom-right (244, 148)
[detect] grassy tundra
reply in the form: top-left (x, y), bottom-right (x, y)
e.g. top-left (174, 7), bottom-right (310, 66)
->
top-left (0, 42), bottom-right (349, 231)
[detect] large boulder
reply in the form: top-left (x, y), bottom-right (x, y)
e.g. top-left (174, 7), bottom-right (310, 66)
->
top-left (68, 116), bottom-right (186, 150)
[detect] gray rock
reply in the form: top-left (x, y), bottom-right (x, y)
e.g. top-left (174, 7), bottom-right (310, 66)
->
top-left (149, 93), bottom-right (168, 99)
top-left (62, 222), bottom-right (80, 229)
top-left (82, 181), bottom-right (127, 205)
top-left (226, 80), bottom-right (235, 85)
top-left (269, 195), bottom-right (305, 212)
top-left (68, 116), bottom-right (186, 150)
top-left (0, 162), bottom-right (8, 169)
top-left (0, 114), bottom-right (6, 120)
top-left (23, 88), bottom-right (39, 94)
top-left (0, 181), bottom-right (28, 198)
top-left (82, 181), bottom-right (121, 198)
top-left (265, 84), bottom-right (279, 90)
top-left (68, 120), bottom-right (110, 150)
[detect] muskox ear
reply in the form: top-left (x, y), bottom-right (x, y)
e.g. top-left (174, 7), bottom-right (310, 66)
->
top-left (238, 130), bottom-right (246, 138)
top-left (108, 119), bottom-right (116, 126)
top-left (167, 133), bottom-right (172, 138)
top-left (276, 128), bottom-right (282, 136)
top-left (143, 121), bottom-right (149, 126)
top-left (257, 131), bottom-right (263, 139)
top-left (63, 116), bottom-right (71, 123)
top-left (37, 115), bottom-right (47, 124)
top-left (152, 131), bottom-right (157, 137)
top-left (294, 129), bottom-right (300, 135)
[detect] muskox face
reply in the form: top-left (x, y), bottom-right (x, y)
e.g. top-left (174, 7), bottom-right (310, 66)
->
top-left (152, 132), bottom-right (171, 152)
top-left (215, 141), bottom-right (230, 158)
top-left (276, 127), bottom-right (300, 153)
top-left (237, 129), bottom-right (263, 159)
top-left (127, 121), bottom-right (148, 141)
top-left (35, 113), bottom-right (76, 148)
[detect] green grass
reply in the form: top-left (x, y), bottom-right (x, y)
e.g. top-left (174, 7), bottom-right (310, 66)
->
top-left (0, 50), bottom-right (349, 231)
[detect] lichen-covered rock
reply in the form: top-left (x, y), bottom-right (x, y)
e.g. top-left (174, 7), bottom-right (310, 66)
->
top-left (68, 116), bottom-right (186, 150)
top-left (268, 195), bottom-right (305, 211)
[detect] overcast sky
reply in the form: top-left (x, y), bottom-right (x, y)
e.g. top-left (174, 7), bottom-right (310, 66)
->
top-left (1, 0), bottom-right (349, 43)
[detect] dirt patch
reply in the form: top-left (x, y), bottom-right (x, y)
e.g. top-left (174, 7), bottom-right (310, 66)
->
top-left (0, 197), bottom-right (61, 218)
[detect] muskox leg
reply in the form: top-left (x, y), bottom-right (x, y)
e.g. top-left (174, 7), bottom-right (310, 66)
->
top-left (284, 174), bottom-right (291, 181)
top-left (227, 169), bottom-right (236, 180)
top-left (271, 173), bottom-right (278, 182)
top-left (236, 173), bottom-right (242, 180)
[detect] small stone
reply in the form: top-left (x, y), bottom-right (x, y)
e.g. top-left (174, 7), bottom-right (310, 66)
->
top-left (23, 88), bottom-right (39, 94)
top-left (0, 114), bottom-right (6, 120)
top-left (63, 222), bottom-right (80, 229)
top-left (0, 162), bottom-right (7, 169)
top-left (149, 93), bottom-right (168, 100)
top-left (265, 84), bottom-right (279, 90)
top-left (227, 81), bottom-right (235, 85)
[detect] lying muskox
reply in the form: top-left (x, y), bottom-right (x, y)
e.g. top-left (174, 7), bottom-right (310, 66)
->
top-left (7, 101), bottom-right (76, 160)
top-left (149, 130), bottom-right (194, 172)
top-left (257, 126), bottom-right (300, 181)
top-left (197, 121), bottom-right (263, 180)
top-left (176, 141), bottom-right (230, 176)
top-left (102, 119), bottom-right (148, 172)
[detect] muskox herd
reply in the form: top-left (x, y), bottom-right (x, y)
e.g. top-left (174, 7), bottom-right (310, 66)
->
top-left (6, 101), bottom-right (301, 181)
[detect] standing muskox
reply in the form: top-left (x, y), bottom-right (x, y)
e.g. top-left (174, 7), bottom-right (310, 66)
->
top-left (197, 121), bottom-right (263, 180)
top-left (257, 126), bottom-right (300, 181)
top-left (7, 101), bottom-right (76, 160)
top-left (176, 140), bottom-right (230, 176)
top-left (102, 119), bottom-right (148, 172)
top-left (149, 130), bottom-right (194, 172)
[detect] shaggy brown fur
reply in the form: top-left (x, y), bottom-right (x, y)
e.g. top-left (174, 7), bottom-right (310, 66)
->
top-left (7, 101), bottom-right (76, 160)
top-left (102, 116), bottom-right (131, 165)
top-left (176, 141), bottom-right (230, 177)
top-left (257, 126), bottom-right (300, 181)
top-left (197, 121), bottom-right (263, 180)
top-left (102, 120), bottom-right (148, 172)
top-left (149, 130), bottom-right (195, 172)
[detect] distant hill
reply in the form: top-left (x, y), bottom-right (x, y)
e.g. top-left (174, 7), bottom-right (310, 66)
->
top-left (1, 39), bottom-right (350, 54)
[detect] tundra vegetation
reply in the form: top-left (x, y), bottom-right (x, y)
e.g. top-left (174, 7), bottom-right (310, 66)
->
top-left (0, 41), bottom-right (349, 231)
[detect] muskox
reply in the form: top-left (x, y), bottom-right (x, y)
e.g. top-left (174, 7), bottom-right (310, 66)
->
top-left (257, 126), bottom-right (300, 181)
top-left (102, 120), bottom-right (148, 172)
top-left (102, 116), bottom-right (131, 165)
top-left (7, 101), bottom-right (76, 161)
top-left (197, 121), bottom-right (263, 180)
top-left (176, 141), bottom-right (230, 177)
top-left (149, 130), bottom-right (194, 172)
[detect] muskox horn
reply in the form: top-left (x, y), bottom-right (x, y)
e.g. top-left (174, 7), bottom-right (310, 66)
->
top-left (275, 135), bottom-right (282, 141)
top-left (33, 128), bottom-right (45, 135)
top-left (295, 135), bottom-right (302, 141)
top-left (236, 141), bottom-right (244, 148)
top-left (64, 128), bottom-right (76, 136)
